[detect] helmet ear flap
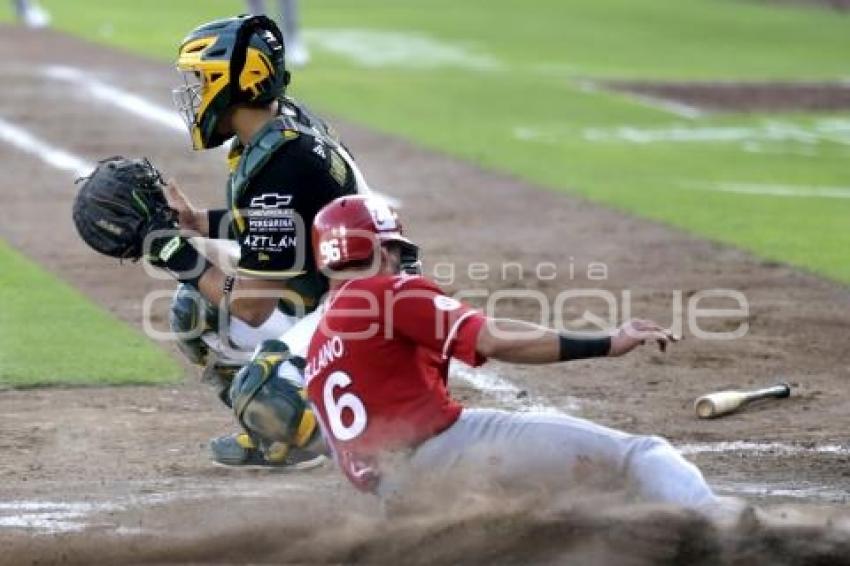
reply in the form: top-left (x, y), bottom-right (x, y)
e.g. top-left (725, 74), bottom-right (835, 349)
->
top-left (229, 15), bottom-right (286, 104)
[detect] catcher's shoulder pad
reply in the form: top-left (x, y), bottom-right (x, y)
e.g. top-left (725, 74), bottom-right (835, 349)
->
top-left (226, 139), bottom-right (245, 174)
top-left (231, 116), bottom-right (300, 202)
top-left (284, 96), bottom-right (342, 146)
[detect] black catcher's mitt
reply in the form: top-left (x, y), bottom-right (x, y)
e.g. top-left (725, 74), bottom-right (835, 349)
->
top-left (72, 156), bottom-right (175, 260)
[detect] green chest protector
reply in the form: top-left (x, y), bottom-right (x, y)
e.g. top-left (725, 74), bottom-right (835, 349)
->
top-left (227, 115), bottom-right (299, 225)
top-left (227, 99), bottom-right (343, 216)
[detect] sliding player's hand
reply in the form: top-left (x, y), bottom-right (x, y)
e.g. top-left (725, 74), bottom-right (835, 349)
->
top-left (609, 319), bottom-right (678, 357)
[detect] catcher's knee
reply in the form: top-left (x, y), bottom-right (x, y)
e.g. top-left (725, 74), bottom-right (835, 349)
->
top-left (169, 283), bottom-right (221, 365)
top-left (228, 340), bottom-right (319, 449)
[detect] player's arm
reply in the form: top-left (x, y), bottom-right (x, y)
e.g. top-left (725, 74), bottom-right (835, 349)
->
top-left (146, 233), bottom-right (286, 327)
top-left (475, 318), bottom-right (678, 364)
top-left (195, 268), bottom-right (284, 326)
top-left (389, 277), bottom-right (677, 365)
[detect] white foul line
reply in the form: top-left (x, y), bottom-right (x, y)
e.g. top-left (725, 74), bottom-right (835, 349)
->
top-left (694, 182), bottom-right (850, 200)
top-left (575, 79), bottom-right (703, 119)
top-left (678, 441), bottom-right (850, 456)
top-left (0, 116), bottom-right (94, 177)
top-left (44, 65), bottom-right (185, 132)
top-left (713, 481), bottom-right (849, 503)
top-left (450, 363), bottom-right (586, 415)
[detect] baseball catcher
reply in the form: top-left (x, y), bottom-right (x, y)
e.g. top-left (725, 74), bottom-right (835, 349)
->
top-left (224, 195), bottom-right (746, 521)
top-left (73, 14), bottom-right (368, 470)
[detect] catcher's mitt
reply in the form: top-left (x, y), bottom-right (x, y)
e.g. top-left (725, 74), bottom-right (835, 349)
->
top-left (72, 156), bottom-right (175, 260)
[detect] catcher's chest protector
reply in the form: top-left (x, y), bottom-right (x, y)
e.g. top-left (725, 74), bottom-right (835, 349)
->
top-left (225, 100), bottom-right (349, 312)
top-left (227, 98), bottom-right (344, 216)
top-left (227, 117), bottom-right (298, 224)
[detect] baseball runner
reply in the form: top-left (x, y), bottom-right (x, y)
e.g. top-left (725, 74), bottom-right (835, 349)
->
top-left (72, 15), bottom-right (369, 469)
top-left (226, 195), bottom-right (742, 516)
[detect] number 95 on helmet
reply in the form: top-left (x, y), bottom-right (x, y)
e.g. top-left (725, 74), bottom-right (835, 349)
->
top-left (173, 15), bottom-right (290, 150)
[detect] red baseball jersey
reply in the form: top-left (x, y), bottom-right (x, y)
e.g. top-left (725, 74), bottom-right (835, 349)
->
top-left (305, 274), bottom-right (487, 491)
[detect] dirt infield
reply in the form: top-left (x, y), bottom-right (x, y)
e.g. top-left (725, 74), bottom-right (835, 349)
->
top-left (1, 26), bottom-right (849, 564)
top-left (606, 81), bottom-right (850, 113)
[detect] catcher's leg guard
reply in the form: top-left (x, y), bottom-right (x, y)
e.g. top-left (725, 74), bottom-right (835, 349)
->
top-left (211, 340), bottom-right (325, 470)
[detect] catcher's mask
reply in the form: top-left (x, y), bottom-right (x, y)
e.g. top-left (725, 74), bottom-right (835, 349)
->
top-left (229, 340), bottom-right (316, 447)
top-left (173, 15), bottom-right (290, 150)
top-left (311, 195), bottom-right (422, 276)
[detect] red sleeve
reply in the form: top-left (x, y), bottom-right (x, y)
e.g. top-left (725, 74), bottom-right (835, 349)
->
top-left (389, 276), bottom-right (487, 367)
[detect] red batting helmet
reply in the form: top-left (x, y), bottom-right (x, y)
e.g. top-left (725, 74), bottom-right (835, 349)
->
top-left (312, 195), bottom-right (420, 273)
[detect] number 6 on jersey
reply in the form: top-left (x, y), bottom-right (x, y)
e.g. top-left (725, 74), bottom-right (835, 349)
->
top-left (323, 371), bottom-right (367, 441)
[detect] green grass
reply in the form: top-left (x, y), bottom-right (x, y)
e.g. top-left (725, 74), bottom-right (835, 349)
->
top-left (0, 240), bottom-right (181, 387)
top-left (2, 0), bottom-right (849, 282)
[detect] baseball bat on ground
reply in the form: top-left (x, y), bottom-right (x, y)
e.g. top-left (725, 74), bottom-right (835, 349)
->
top-left (694, 383), bottom-right (791, 419)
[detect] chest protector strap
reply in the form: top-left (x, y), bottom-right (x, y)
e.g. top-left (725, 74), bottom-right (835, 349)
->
top-left (230, 115), bottom-right (300, 207)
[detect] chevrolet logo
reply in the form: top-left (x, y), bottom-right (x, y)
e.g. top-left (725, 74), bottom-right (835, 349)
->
top-left (250, 193), bottom-right (292, 209)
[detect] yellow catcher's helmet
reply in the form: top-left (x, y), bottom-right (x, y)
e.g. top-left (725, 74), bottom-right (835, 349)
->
top-left (173, 15), bottom-right (290, 150)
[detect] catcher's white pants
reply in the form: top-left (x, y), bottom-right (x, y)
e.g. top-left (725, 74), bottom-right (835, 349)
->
top-left (378, 408), bottom-right (716, 508)
top-left (226, 308), bottom-right (323, 386)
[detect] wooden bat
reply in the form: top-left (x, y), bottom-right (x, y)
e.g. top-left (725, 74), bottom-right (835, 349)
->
top-left (694, 383), bottom-right (791, 419)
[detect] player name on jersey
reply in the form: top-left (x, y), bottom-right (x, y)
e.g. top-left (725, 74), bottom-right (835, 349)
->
top-left (305, 335), bottom-right (345, 384)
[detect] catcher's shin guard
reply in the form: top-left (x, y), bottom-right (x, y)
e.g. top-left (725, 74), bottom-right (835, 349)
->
top-left (229, 340), bottom-right (317, 444)
top-left (217, 339), bottom-right (321, 465)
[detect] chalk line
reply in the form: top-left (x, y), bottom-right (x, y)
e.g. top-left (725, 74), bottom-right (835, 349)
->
top-left (0, 480), bottom-right (313, 534)
top-left (678, 441), bottom-right (850, 456)
top-left (44, 65), bottom-right (185, 132)
top-left (304, 28), bottom-right (501, 71)
top-left (576, 80), bottom-right (703, 119)
top-left (0, 116), bottom-right (94, 177)
top-left (692, 182), bottom-right (850, 200)
top-left (450, 363), bottom-right (583, 415)
top-left (582, 119), bottom-right (850, 146)
top-left (714, 481), bottom-right (849, 503)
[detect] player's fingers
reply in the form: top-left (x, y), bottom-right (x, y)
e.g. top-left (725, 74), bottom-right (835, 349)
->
top-left (634, 329), bottom-right (669, 351)
top-left (164, 180), bottom-right (192, 216)
top-left (647, 330), bottom-right (674, 352)
top-left (163, 180), bottom-right (180, 206)
top-left (165, 178), bottom-right (185, 199)
top-left (638, 322), bottom-right (678, 343)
